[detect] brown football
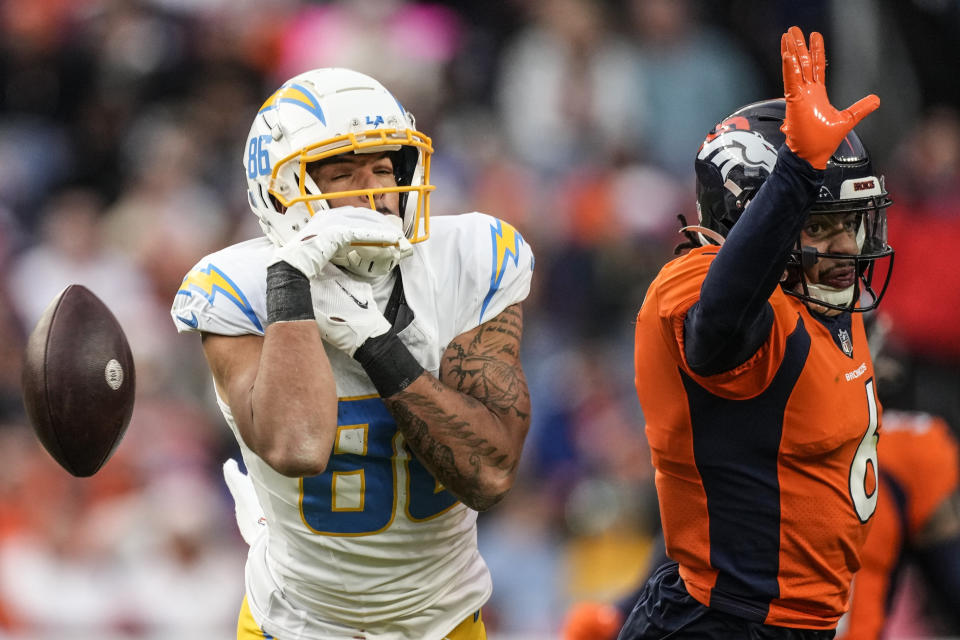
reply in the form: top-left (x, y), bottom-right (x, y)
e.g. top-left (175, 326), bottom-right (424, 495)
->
top-left (21, 284), bottom-right (136, 477)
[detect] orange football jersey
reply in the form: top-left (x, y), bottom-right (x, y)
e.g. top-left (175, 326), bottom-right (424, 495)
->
top-left (836, 411), bottom-right (959, 640)
top-left (635, 247), bottom-right (880, 629)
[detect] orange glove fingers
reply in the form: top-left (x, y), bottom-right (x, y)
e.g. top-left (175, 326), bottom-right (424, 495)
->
top-left (810, 31), bottom-right (825, 83)
top-left (787, 25), bottom-right (813, 82)
top-left (781, 33), bottom-right (802, 98)
top-left (778, 26), bottom-right (880, 169)
top-left (843, 94), bottom-right (881, 128)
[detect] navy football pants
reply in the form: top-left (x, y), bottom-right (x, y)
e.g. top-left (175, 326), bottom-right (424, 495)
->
top-left (617, 562), bottom-right (836, 640)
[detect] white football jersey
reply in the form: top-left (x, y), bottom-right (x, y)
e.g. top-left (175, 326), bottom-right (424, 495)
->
top-left (171, 212), bottom-right (534, 639)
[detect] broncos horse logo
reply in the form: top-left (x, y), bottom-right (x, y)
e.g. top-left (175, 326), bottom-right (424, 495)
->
top-left (697, 129), bottom-right (778, 182)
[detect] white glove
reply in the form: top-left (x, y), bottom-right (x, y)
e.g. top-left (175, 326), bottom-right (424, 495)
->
top-left (223, 459), bottom-right (266, 546)
top-left (271, 207), bottom-right (412, 280)
top-left (313, 273), bottom-right (392, 356)
top-left (330, 211), bottom-right (414, 278)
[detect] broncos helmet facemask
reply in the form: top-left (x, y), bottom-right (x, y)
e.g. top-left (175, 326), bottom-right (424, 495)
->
top-left (693, 98), bottom-right (894, 313)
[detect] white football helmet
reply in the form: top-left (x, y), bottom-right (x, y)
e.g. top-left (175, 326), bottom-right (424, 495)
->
top-left (244, 68), bottom-right (434, 247)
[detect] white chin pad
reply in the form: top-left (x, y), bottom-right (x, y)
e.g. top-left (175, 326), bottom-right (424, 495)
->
top-left (806, 282), bottom-right (855, 308)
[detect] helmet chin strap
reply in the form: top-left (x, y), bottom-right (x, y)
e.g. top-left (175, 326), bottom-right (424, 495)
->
top-left (805, 282), bottom-right (855, 308)
top-left (680, 225), bottom-right (726, 247)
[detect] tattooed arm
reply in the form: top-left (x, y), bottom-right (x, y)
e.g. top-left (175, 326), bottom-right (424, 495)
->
top-left (383, 304), bottom-right (531, 511)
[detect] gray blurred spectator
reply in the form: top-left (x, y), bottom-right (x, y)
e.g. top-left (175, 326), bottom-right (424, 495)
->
top-left (827, 0), bottom-right (921, 164)
top-left (479, 485), bottom-right (567, 636)
top-left (0, 120), bottom-right (72, 230)
top-left (627, 0), bottom-right (759, 175)
top-left (495, 0), bottom-right (645, 175)
top-left (6, 188), bottom-right (171, 383)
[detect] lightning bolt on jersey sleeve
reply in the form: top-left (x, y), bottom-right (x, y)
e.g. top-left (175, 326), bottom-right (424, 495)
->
top-left (170, 238), bottom-right (272, 336)
top-left (427, 213), bottom-right (534, 332)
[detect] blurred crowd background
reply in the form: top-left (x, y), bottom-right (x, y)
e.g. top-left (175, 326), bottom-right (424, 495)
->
top-left (1, 0), bottom-right (958, 638)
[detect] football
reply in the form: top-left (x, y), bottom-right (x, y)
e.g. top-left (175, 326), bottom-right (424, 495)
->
top-left (21, 284), bottom-right (136, 477)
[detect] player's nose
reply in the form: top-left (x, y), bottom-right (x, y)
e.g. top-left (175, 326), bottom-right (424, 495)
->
top-left (828, 227), bottom-right (860, 255)
top-left (347, 169), bottom-right (383, 206)
top-left (348, 166), bottom-right (379, 189)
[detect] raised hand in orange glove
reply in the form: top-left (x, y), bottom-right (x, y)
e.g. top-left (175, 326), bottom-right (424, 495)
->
top-left (562, 602), bottom-right (624, 640)
top-left (780, 25), bottom-right (879, 169)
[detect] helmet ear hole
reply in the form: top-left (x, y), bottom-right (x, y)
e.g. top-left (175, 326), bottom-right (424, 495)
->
top-left (268, 194), bottom-right (286, 213)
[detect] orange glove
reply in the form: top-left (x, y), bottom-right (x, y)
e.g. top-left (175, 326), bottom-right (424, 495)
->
top-left (779, 26), bottom-right (879, 169)
top-left (562, 602), bottom-right (624, 640)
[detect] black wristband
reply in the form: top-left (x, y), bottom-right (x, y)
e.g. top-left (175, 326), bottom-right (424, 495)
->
top-left (266, 261), bottom-right (314, 324)
top-left (354, 331), bottom-right (425, 397)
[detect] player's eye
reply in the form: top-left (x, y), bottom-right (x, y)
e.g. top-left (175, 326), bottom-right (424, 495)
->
top-left (322, 170), bottom-right (352, 183)
top-left (373, 160), bottom-right (395, 174)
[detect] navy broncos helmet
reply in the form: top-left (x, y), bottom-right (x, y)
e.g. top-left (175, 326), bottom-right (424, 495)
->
top-left (694, 98), bottom-right (894, 312)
